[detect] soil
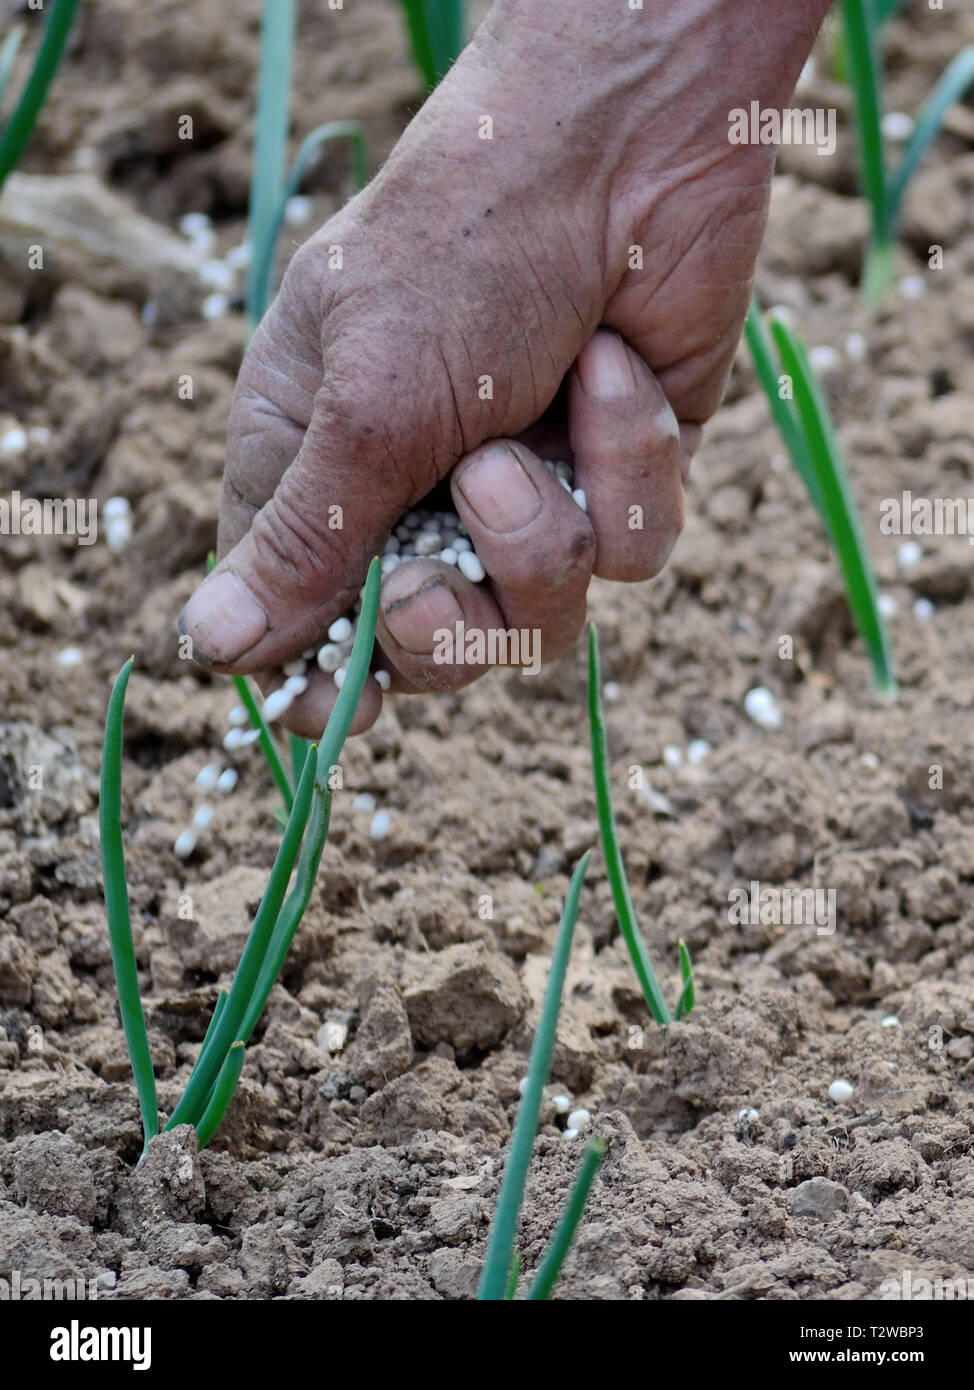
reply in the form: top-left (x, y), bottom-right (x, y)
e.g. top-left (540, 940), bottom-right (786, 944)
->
top-left (2, 0), bottom-right (974, 1303)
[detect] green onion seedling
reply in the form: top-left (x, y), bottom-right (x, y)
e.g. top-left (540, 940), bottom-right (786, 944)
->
top-left (588, 624), bottom-right (691, 1027)
top-left (0, 0), bottom-right (80, 191)
top-left (479, 853), bottom-right (606, 1300)
top-left (843, 0), bottom-right (974, 303)
top-left (745, 300), bottom-right (896, 696)
top-left (101, 559), bottom-right (382, 1154)
top-left (398, 0), bottom-right (466, 92)
top-left (246, 1), bottom-right (369, 331)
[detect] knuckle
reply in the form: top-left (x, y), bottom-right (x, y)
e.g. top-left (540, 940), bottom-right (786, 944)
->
top-left (249, 491), bottom-right (352, 599)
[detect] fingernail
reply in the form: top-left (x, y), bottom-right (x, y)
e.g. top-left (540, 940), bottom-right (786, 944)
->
top-left (178, 571), bottom-right (269, 664)
top-left (578, 333), bottom-right (638, 400)
top-left (456, 446), bottom-right (541, 533)
top-left (383, 577), bottom-right (463, 655)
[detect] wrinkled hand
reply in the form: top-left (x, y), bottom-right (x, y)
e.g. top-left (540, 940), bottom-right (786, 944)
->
top-left (180, 0), bottom-right (830, 735)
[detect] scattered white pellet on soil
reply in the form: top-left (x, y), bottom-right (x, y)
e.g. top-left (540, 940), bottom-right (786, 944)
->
top-left (195, 764), bottom-right (220, 792)
top-left (878, 593), bottom-right (898, 618)
top-left (844, 332), bottom-right (868, 363)
top-left (808, 345), bottom-right (841, 376)
top-left (192, 804), bottom-right (214, 830)
top-left (369, 809), bottom-right (391, 840)
top-left (897, 540), bottom-right (922, 570)
top-left (261, 688), bottom-right (293, 722)
top-left (552, 1095), bottom-right (571, 1114)
top-left (563, 1128), bottom-right (579, 1140)
top-left (381, 554), bottom-right (401, 575)
top-left (558, 476), bottom-right (572, 493)
top-left (216, 768), bottom-right (238, 795)
top-left (738, 1107), bottom-right (760, 1122)
top-left (881, 111), bottom-right (914, 141)
top-left (881, 1015), bottom-right (901, 1028)
top-left (452, 536), bottom-right (472, 553)
top-left (687, 738), bottom-right (712, 764)
top-left (517, 1077), bottom-right (529, 1096)
top-left (662, 743), bottom-right (683, 769)
top-left (767, 304), bottom-right (795, 328)
top-left (173, 828), bottom-right (198, 859)
top-left (602, 681), bottom-right (621, 703)
top-left (199, 259), bottom-right (235, 292)
top-left (0, 425), bottom-right (28, 457)
top-left (744, 686), bottom-right (782, 730)
top-left (567, 1107), bottom-right (592, 1132)
top-left (828, 1079), bottom-right (854, 1103)
top-left (352, 792), bottom-right (376, 814)
top-left (284, 195), bottom-right (314, 227)
top-left (223, 728), bottom-right (246, 751)
top-left (282, 659), bottom-right (307, 678)
top-left (179, 212), bottom-right (212, 237)
top-left (105, 515), bottom-right (133, 551)
top-left (913, 597), bottom-right (935, 620)
top-left (457, 550), bottom-right (486, 582)
top-left (899, 276), bottom-right (926, 300)
top-left (283, 674), bottom-right (308, 698)
top-left (327, 616), bottom-right (353, 643)
top-left (201, 293), bottom-right (230, 320)
top-left (439, 547), bottom-right (458, 566)
top-left (317, 643), bottom-right (343, 672)
top-left (333, 667), bottom-right (347, 690)
top-left (240, 728), bottom-right (260, 746)
top-left (227, 705), bottom-right (248, 726)
top-left (226, 242), bottom-right (251, 270)
top-left (572, 488), bottom-right (587, 512)
top-left (56, 646), bottom-right (83, 667)
top-left (375, 669), bottom-right (391, 691)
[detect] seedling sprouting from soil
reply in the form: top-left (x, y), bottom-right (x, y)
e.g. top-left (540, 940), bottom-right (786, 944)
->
top-left (842, 0), bottom-right (974, 303)
top-left (478, 853), bottom-right (607, 1300)
top-left (588, 625), bottom-right (694, 1028)
top-left (745, 300), bottom-right (896, 696)
top-left (100, 558), bottom-right (382, 1155)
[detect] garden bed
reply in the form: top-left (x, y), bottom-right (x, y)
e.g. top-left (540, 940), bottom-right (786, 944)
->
top-left (1, 0), bottom-right (974, 1301)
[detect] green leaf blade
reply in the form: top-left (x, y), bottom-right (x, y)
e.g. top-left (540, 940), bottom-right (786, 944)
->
top-left (588, 626), bottom-right (671, 1027)
top-left (99, 657), bottom-right (158, 1150)
top-left (527, 1138), bottom-right (607, 1301)
top-left (769, 315), bottom-right (896, 695)
top-left (478, 851), bottom-right (591, 1301)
